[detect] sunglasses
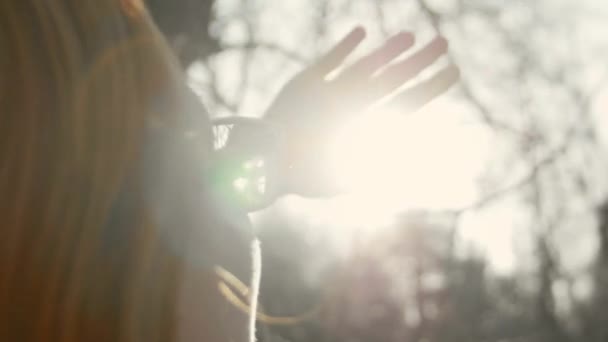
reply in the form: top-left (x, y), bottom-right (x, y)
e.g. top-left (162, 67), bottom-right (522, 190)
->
top-left (210, 117), bottom-right (284, 212)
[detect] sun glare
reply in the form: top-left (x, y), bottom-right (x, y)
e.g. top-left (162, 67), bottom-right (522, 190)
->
top-left (261, 99), bottom-right (523, 271)
top-left (327, 100), bottom-right (489, 216)
top-left (271, 100), bottom-right (521, 270)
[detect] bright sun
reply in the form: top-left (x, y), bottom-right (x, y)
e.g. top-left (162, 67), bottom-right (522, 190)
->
top-left (259, 99), bottom-right (517, 272)
top-left (327, 100), bottom-right (488, 217)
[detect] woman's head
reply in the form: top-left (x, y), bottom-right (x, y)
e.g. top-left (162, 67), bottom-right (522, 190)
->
top-left (0, 1), bottom-right (254, 341)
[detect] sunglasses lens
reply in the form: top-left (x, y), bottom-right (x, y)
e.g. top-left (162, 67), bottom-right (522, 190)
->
top-left (211, 118), bottom-right (281, 211)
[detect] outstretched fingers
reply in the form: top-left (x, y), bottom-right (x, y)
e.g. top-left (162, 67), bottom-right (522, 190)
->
top-left (337, 31), bottom-right (415, 84)
top-left (370, 36), bottom-right (448, 101)
top-left (386, 63), bottom-right (459, 113)
top-left (310, 26), bottom-right (366, 77)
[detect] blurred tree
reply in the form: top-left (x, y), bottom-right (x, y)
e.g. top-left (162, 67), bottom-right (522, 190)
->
top-left (579, 201), bottom-right (608, 341)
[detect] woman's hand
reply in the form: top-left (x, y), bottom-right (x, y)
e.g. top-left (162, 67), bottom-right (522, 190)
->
top-left (265, 26), bottom-right (459, 197)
